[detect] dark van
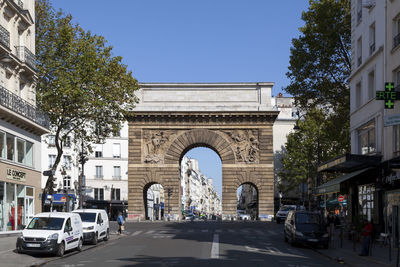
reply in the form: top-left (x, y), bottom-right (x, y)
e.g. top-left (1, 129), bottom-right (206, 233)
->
top-left (284, 210), bottom-right (329, 249)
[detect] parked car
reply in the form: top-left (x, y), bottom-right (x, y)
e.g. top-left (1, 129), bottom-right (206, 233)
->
top-left (237, 210), bottom-right (251, 220)
top-left (276, 205), bottom-right (297, 224)
top-left (16, 212), bottom-right (83, 256)
top-left (73, 209), bottom-right (109, 245)
top-left (283, 210), bottom-right (329, 249)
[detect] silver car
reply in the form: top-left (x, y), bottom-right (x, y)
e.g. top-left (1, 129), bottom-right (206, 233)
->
top-left (276, 205), bottom-right (297, 224)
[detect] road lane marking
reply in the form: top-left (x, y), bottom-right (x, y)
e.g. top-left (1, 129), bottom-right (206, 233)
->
top-left (268, 230), bottom-right (278, 235)
top-left (131, 230), bottom-right (142, 236)
top-left (228, 229), bottom-right (235, 233)
top-left (201, 229), bottom-right (208, 233)
top-left (255, 230), bottom-right (264, 235)
top-left (211, 234), bottom-right (219, 259)
top-left (145, 230), bottom-right (155, 234)
top-left (215, 229), bottom-right (222, 233)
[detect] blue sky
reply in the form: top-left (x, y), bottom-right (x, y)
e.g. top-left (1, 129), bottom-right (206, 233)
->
top-left (50, 0), bottom-right (310, 197)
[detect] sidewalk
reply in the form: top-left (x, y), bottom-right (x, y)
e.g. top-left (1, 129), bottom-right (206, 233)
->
top-left (313, 228), bottom-right (398, 267)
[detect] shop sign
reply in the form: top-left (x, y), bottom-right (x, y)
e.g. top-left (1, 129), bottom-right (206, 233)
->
top-left (376, 82), bottom-right (400, 109)
top-left (6, 168), bottom-right (26, 182)
top-left (383, 171), bottom-right (400, 185)
top-left (384, 114), bottom-right (400, 127)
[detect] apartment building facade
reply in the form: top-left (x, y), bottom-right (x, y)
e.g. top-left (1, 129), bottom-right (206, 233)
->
top-left (0, 0), bottom-right (49, 231)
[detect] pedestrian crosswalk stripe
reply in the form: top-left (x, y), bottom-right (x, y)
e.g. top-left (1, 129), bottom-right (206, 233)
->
top-left (145, 230), bottom-right (155, 234)
top-left (255, 230), bottom-right (264, 235)
top-left (131, 231), bottom-right (142, 236)
top-left (201, 229), bottom-right (208, 233)
top-left (215, 229), bottom-right (222, 233)
top-left (228, 229), bottom-right (235, 233)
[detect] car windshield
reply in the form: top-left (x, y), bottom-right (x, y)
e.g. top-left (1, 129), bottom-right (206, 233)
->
top-left (280, 206), bottom-right (296, 212)
top-left (27, 217), bottom-right (65, 230)
top-left (77, 212), bottom-right (97, 222)
top-left (295, 213), bottom-right (321, 224)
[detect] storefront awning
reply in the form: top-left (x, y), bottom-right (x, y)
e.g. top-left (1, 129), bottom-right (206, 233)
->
top-left (318, 153), bottom-right (381, 173)
top-left (314, 167), bottom-right (373, 195)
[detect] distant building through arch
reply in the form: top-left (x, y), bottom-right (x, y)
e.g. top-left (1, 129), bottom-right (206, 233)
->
top-left (126, 83), bottom-right (278, 221)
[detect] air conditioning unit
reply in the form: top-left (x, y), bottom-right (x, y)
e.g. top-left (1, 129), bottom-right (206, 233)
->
top-left (362, 0), bottom-right (375, 8)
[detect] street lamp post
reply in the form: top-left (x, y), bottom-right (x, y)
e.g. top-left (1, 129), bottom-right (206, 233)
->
top-left (78, 139), bottom-right (88, 209)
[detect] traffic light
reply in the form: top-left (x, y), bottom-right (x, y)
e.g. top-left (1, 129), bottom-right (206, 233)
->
top-left (167, 188), bottom-right (172, 197)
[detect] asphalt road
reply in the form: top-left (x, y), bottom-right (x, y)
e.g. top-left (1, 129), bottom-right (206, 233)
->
top-left (43, 221), bottom-right (341, 267)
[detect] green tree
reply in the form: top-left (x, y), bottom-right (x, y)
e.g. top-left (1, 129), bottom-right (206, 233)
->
top-left (278, 109), bottom-right (333, 196)
top-left (279, 0), bottom-right (351, 196)
top-left (36, 0), bottom-right (139, 209)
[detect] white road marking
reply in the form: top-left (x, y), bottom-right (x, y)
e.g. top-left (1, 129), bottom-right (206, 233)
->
top-left (228, 229), bottom-right (235, 233)
top-left (145, 230), bottom-right (155, 234)
top-left (130, 230), bottom-right (142, 236)
top-left (211, 234), bottom-right (219, 259)
top-left (255, 230), bottom-right (264, 235)
top-left (268, 230), bottom-right (278, 235)
top-left (201, 229), bottom-right (208, 233)
top-left (215, 229), bottom-right (222, 233)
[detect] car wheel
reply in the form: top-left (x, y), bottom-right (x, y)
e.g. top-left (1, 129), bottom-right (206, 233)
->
top-left (16, 244), bottom-right (23, 254)
top-left (76, 238), bottom-right (83, 252)
top-left (92, 233), bottom-right (98, 245)
top-left (103, 229), bottom-right (109, 241)
top-left (56, 242), bottom-right (65, 257)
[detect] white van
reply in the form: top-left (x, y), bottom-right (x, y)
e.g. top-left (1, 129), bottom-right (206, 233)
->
top-left (72, 209), bottom-right (109, 244)
top-left (16, 212), bottom-right (83, 257)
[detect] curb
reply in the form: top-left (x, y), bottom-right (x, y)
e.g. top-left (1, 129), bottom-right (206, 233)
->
top-left (311, 247), bottom-right (394, 267)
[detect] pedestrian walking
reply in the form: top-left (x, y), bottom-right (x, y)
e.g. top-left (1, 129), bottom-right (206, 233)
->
top-left (327, 212), bottom-right (335, 243)
top-left (117, 211), bottom-right (125, 235)
top-left (359, 219), bottom-right (373, 256)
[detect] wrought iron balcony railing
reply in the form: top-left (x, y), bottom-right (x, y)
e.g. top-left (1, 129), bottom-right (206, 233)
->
top-left (394, 33), bottom-right (400, 49)
top-left (94, 175), bottom-right (104, 180)
top-left (0, 25), bottom-right (10, 48)
top-left (0, 85), bottom-right (50, 129)
top-left (15, 0), bottom-right (23, 9)
top-left (16, 46), bottom-right (36, 70)
top-left (112, 176), bottom-right (122, 180)
top-left (369, 43), bottom-right (375, 55)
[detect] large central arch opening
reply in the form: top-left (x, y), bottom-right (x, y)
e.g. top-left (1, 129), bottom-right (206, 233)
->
top-left (180, 146), bottom-right (222, 221)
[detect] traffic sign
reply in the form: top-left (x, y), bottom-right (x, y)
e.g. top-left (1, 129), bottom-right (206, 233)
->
top-left (338, 195), bottom-right (345, 202)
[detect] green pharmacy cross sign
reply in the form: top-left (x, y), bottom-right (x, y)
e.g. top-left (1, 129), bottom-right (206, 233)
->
top-left (376, 82), bottom-right (400, 109)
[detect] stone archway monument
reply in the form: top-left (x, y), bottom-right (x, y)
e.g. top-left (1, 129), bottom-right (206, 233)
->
top-left (126, 83), bottom-right (279, 221)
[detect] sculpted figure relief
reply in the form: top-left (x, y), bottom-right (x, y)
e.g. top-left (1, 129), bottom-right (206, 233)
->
top-left (143, 130), bottom-right (176, 164)
top-left (221, 130), bottom-right (259, 163)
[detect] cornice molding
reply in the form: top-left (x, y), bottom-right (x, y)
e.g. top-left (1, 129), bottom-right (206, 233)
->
top-left (126, 111), bottom-right (279, 125)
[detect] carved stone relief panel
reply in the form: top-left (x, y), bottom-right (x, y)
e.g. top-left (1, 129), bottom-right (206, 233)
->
top-left (218, 130), bottom-right (259, 163)
top-left (142, 130), bottom-right (179, 164)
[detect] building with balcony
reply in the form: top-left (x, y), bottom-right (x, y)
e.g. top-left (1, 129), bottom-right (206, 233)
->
top-left (316, 1), bottom-right (400, 242)
top-left (0, 0), bottom-right (49, 232)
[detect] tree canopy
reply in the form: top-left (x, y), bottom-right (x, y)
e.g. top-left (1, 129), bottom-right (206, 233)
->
top-left (279, 0), bottom-right (351, 196)
top-left (35, 0), bottom-right (139, 208)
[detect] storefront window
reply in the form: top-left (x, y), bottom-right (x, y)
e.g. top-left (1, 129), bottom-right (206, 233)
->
top-left (5, 183), bottom-right (15, 230)
top-left (0, 131), bottom-right (5, 158)
top-left (25, 141), bottom-right (33, 167)
top-left (384, 190), bottom-right (400, 248)
top-left (16, 138), bottom-right (24, 164)
top-left (17, 185), bottom-right (25, 229)
top-left (358, 184), bottom-right (375, 222)
top-left (6, 133), bottom-right (15, 161)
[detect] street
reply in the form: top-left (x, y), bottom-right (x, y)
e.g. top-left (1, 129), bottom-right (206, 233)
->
top-left (43, 221), bottom-right (340, 267)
